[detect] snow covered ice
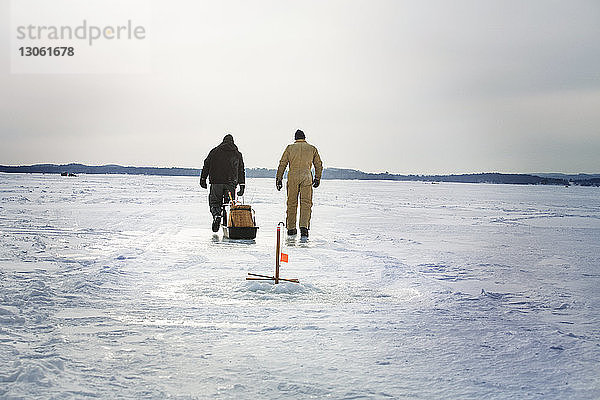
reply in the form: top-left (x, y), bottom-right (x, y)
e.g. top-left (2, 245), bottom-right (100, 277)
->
top-left (1, 173), bottom-right (599, 399)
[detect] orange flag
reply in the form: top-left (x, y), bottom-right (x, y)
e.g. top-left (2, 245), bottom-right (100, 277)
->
top-left (280, 252), bottom-right (288, 263)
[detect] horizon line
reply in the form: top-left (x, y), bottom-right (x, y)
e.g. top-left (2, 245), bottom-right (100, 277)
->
top-left (1, 162), bottom-right (599, 176)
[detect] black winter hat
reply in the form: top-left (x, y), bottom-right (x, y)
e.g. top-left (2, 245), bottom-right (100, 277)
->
top-left (223, 134), bottom-right (234, 143)
top-left (295, 130), bottom-right (305, 140)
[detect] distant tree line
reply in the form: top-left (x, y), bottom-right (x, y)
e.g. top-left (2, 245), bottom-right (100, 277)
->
top-left (0, 163), bottom-right (200, 176)
top-left (573, 177), bottom-right (600, 186)
top-left (1, 163), bottom-right (599, 186)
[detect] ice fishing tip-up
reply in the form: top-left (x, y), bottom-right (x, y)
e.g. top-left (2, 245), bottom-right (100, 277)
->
top-left (246, 222), bottom-right (299, 284)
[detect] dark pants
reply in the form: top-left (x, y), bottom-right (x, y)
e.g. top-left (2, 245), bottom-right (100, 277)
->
top-left (209, 183), bottom-right (236, 217)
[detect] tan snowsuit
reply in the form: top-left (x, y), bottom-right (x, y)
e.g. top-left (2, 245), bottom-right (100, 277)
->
top-left (277, 139), bottom-right (323, 229)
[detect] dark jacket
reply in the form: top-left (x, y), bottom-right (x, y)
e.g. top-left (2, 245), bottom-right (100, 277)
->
top-left (201, 136), bottom-right (245, 185)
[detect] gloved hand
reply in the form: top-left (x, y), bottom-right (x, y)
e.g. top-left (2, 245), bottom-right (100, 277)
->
top-left (200, 178), bottom-right (207, 189)
top-left (276, 179), bottom-right (283, 191)
top-left (237, 184), bottom-right (245, 197)
top-left (312, 178), bottom-right (320, 188)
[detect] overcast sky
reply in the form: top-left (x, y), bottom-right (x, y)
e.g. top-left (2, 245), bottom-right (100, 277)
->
top-left (1, 0), bottom-right (599, 174)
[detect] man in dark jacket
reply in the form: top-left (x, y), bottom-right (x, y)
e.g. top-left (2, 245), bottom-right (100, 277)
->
top-left (200, 134), bottom-right (246, 232)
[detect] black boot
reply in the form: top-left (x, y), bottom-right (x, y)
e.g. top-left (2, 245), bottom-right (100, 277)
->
top-left (287, 228), bottom-right (297, 236)
top-left (212, 215), bottom-right (221, 232)
top-left (300, 227), bottom-right (309, 237)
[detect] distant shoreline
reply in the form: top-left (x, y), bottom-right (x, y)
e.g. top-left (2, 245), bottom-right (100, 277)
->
top-left (1, 163), bottom-right (599, 186)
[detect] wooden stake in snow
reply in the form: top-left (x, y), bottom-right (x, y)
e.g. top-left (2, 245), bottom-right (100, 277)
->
top-left (246, 222), bottom-right (299, 284)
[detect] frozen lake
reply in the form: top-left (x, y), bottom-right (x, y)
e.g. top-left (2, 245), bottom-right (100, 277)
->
top-left (1, 173), bottom-right (599, 399)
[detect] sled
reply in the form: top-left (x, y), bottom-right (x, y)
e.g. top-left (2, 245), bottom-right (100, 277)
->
top-left (222, 201), bottom-right (258, 240)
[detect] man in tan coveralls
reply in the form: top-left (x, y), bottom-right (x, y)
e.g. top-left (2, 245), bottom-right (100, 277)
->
top-left (276, 129), bottom-right (323, 237)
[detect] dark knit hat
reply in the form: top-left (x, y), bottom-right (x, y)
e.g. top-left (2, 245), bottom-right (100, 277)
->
top-left (223, 134), bottom-right (234, 143)
top-left (294, 129), bottom-right (305, 140)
